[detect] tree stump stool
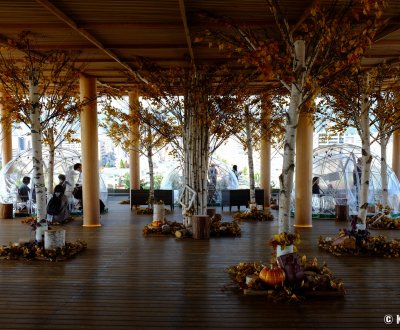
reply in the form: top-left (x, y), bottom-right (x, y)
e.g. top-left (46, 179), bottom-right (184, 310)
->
top-left (0, 203), bottom-right (13, 219)
top-left (192, 215), bottom-right (210, 239)
top-left (335, 204), bottom-right (349, 222)
top-left (206, 208), bottom-right (216, 217)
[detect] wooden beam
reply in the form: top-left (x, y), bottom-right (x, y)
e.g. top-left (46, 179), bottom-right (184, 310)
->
top-left (34, 0), bottom-right (148, 84)
top-left (178, 0), bottom-right (195, 65)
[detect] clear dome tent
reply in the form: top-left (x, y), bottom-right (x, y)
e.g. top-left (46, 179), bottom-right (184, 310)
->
top-left (160, 158), bottom-right (239, 204)
top-left (304, 144), bottom-right (400, 216)
top-left (0, 147), bottom-right (108, 212)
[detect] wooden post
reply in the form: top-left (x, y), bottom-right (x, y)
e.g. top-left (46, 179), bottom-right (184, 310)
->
top-left (392, 130), bottom-right (400, 180)
top-left (260, 94), bottom-right (272, 208)
top-left (0, 203), bottom-right (13, 219)
top-left (192, 215), bottom-right (210, 239)
top-left (0, 92), bottom-right (12, 167)
top-left (294, 112), bottom-right (313, 228)
top-left (129, 90), bottom-right (140, 190)
top-left (80, 74), bottom-right (101, 227)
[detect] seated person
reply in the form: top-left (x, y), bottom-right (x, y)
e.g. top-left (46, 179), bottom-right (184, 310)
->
top-left (47, 184), bottom-right (70, 223)
top-left (18, 176), bottom-right (31, 202)
top-left (58, 174), bottom-right (72, 194)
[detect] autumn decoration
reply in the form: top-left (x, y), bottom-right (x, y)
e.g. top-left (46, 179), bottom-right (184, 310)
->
top-left (142, 214), bottom-right (241, 238)
top-left (233, 208), bottom-right (274, 222)
top-left (0, 240), bottom-right (87, 262)
top-left (269, 232), bottom-right (301, 252)
top-left (227, 256), bottom-right (345, 303)
top-left (259, 264), bottom-right (285, 286)
top-left (319, 217), bottom-right (400, 257)
top-left (367, 204), bottom-right (400, 229)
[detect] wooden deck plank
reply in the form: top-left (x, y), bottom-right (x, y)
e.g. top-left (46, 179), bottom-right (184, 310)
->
top-left (0, 197), bottom-right (399, 329)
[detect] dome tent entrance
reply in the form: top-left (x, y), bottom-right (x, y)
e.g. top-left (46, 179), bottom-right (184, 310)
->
top-left (293, 144), bottom-right (400, 217)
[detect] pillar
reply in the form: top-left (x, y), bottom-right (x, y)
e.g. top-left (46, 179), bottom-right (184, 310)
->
top-left (294, 112), bottom-right (313, 228)
top-left (129, 90), bottom-right (140, 190)
top-left (260, 95), bottom-right (271, 209)
top-left (392, 130), bottom-right (400, 180)
top-left (80, 74), bottom-right (100, 227)
top-left (0, 92), bottom-right (12, 167)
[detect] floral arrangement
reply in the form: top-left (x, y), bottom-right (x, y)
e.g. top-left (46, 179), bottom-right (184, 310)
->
top-left (269, 232), bottom-right (301, 251)
top-left (367, 214), bottom-right (400, 229)
top-left (143, 220), bottom-right (185, 236)
top-left (318, 234), bottom-right (400, 257)
top-left (136, 207), bottom-right (154, 215)
top-left (233, 209), bottom-right (274, 222)
top-left (319, 219), bottom-right (400, 257)
top-left (21, 217), bottom-right (49, 231)
top-left (227, 256), bottom-right (345, 303)
top-left (376, 203), bottom-right (393, 215)
top-left (0, 240), bottom-right (87, 261)
top-left (210, 214), bottom-right (241, 237)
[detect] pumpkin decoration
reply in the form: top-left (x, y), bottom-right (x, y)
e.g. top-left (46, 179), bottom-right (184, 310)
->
top-left (259, 264), bottom-right (285, 286)
top-left (151, 220), bottom-right (163, 228)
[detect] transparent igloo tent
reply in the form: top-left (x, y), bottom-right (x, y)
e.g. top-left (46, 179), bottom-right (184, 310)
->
top-left (160, 158), bottom-right (239, 204)
top-left (0, 147), bottom-right (108, 213)
top-left (305, 144), bottom-right (400, 216)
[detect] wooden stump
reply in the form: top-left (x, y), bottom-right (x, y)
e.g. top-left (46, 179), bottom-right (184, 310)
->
top-left (335, 205), bottom-right (349, 222)
top-left (192, 215), bottom-right (210, 239)
top-left (44, 229), bottom-right (66, 250)
top-left (206, 208), bottom-right (216, 217)
top-left (175, 229), bottom-right (192, 239)
top-left (0, 203), bottom-right (13, 219)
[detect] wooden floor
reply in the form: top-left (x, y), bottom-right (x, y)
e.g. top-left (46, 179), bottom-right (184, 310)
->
top-left (0, 197), bottom-right (399, 330)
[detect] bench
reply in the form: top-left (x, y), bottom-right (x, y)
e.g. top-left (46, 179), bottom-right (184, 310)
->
top-left (130, 189), bottom-right (174, 211)
top-left (221, 189), bottom-right (264, 212)
top-left (107, 188), bottom-right (129, 196)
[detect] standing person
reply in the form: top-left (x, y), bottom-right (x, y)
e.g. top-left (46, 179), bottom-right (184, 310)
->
top-left (73, 163), bottom-right (83, 186)
top-left (47, 184), bottom-right (70, 223)
top-left (312, 176), bottom-right (321, 195)
top-left (18, 176), bottom-right (31, 202)
top-left (232, 165), bottom-right (240, 180)
top-left (73, 163), bottom-right (83, 209)
top-left (312, 176), bottom-right (322, 213)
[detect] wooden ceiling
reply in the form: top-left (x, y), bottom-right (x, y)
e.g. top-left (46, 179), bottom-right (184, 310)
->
top-left (0, 0), bottom-right (400, 91)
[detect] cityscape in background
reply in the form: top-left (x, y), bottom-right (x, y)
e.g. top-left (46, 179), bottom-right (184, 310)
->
top-left (0, 126), bottom-right (393, 190)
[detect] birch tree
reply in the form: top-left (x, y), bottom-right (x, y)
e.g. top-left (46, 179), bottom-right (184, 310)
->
top-left (102, 101), bottom-right (173, 207)
top-left (371, 65), bottom-right (400, 206)
top-left (201, 0), bottom-right (384, 232)
top-left (0, 32), bottom-right (83, 221)
top-left (320, 71), bottom-right (380, 226)
top-left (129, 59), bottom-right (255, 220)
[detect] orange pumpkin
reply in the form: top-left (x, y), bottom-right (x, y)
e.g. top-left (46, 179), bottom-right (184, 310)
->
top-left (259, 265), bottom-right (285, 286)
top-left (151, 220), bottom-right (163, 227)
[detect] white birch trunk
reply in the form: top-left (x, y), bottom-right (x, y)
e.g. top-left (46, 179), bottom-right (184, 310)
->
top-left (358, 92), bottom-right (372, 226)
top-left (278, 40), bottom-right (305, 234)
top-left (183, 72), bottom-right (209, 219)
top-left (245, 107), bottom-right (256, 205)
top-left (147, 124), bottom-right (155, 206)
top-left (47, 129), bottom-right (55, 194)
top-left (380, 135), bottom-right (389, 206)
top-left (29, 69), bottom-right (47, 221)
